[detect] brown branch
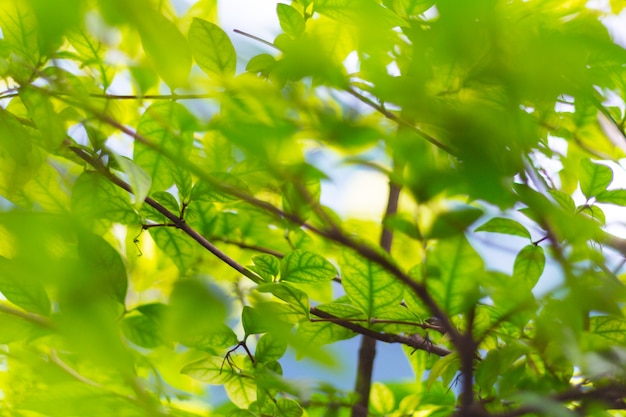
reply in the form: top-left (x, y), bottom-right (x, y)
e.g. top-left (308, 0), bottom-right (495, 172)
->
top-left (345, 87), bottom-right (458, 157)
top-left (310, 307), bottom-right (451, 357)
top-left (48, 89), bottom-right (462, 346)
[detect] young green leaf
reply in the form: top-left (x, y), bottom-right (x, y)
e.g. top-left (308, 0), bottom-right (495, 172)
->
top-left (427, 206), bottom-right (483, 239)
top-left (580, 158), bottom-right (612, 199)
top-left (513, 244), bottom-right (545, 291)
top-left (429, 236), bottom-right (484, 315)
top-left (137, 9), bottom-right (192, 87)
top-left (280, 250), bottom-right (337, 283)
top-left (475, 217), bottom-right (531, 240)
top-left (251, 255), bottom-right (281, 282)
top-left (188, 18), bottom-right (236, 78)
top-left (113, 155), bottom-right (152, 209)
top-left (0, 258), bottom-right (51, 315)
top-left (256, 283), bottom-right (310, 316)
top-left (370, 382), bottom-right (395, 415)
top-left (595, 189), bottom-right (626, 206)
top-left (255, 332), bottom-right (288, 363)
top-left (340, 251), bottom-right (403, 319)
top-left (181, 355), bottom-right (237, 384)
top-left (225, 375), bottom-right (257, 409)
top-left (277, 3), bottom-right (305, 37)
top-left (149, 228), bottom-right (196, 272)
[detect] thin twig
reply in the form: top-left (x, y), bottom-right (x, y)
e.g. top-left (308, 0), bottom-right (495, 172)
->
top-left (233, 29), bottom-right (278, 50)
top-left (0, 303), bottom-right (54, 329)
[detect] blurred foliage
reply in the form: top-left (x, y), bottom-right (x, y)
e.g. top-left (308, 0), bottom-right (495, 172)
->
top-left (1, 0), bottom-right (626, 416)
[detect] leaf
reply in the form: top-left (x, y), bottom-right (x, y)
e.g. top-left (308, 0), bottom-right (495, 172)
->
top-left (251, 255), bottom-right (281, 282)
top-left (134, 102), bottom-right (194, 192)
top-left (71, 172), bottom-right (140, 224)
top-left (149, 227), bottom-right (195, 272)
top-left (137, 9), bottom-right (192, 87)
top-left (225, 374), bottom-right (257, 408)
top-left (21, 87), bottom-right (67, 150)
top-left (77, 232), bottom-right (128, 305)
top-left (181, 324), bottom-right (238, 351)
top-left (548, 189), bottom-right (576, 212)
top-left (280, 250), bottom-right (337, 283)
top-left (589, 316), bottom-right (626, 345)
top-left (188, 18), bottom-right (236, 78)
top-left (191, 173), bottom-right (250, 203)
top-left (276, 399), bottom-right (303, 417)
top-left (114, 155), bottom-right (152, 209)
top-left (596, 189), bottom-right (626, 206)
top-left (475, 217), bottom-right (531, 240)
top-left (340, 251), bottom-right (403, 319)
top-left (255, 332), bottom-right (288, 363)
top-left (579, 158), bottom-right (612, 199)
top-left (0, 258), bottom-right (51, 315)
top-left (427, 353), bottom-right (459, 390)
top-left (370, 382), bottom-right (395, 414)
top-left (429, 236), bottom-right (484, 315)
top-left (256, 282), bottom-right (310, 316)
top-left (277, 4), bottom-right (305, 38)
top-left (181, 355), bottom-right (236, 385)
top-left (427, 206), bottom-right (483, 239)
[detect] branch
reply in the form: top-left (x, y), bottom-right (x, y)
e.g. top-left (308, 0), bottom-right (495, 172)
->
top-left (49, 88), bottom-right (462, 346)
top-left (0, 303), bottom-right (54, 329)
top-left (345, 87), bottom-right (458, 157)
top-left (68, 143), bottom-right (445, 358)
top-left (310, 307), bottom-right (451, 357)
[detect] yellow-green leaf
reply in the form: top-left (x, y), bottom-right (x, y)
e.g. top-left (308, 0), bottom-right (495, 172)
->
top-left (188, 18), bottom-right (236, 78)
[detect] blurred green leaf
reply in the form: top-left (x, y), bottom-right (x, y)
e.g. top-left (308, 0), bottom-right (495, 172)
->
top-left (277, 4), bottom-right (305, 38)
top-left (475, 217), bottom-right (531, 240)
top-left (580, 158), bottom-right (612, 199)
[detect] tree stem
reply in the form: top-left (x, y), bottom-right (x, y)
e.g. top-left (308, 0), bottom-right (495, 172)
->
top-left (351, 181), bottom-right (402, 417)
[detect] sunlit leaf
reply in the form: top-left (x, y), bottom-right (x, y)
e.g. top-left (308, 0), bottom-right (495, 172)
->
top-left (277, 3), bottom-right (305, 38)
top-left (280, 250), bottom-right (337, 283)
top-left (475, 217), bottom-right (531, 240)
top-left (188, 18), bottom-right (236, 78)
top-left (579, 158), bottom-right (612, 199)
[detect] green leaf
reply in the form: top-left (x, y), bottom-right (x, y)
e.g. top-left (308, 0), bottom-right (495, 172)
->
top-left (137, 9), bottom-right (192, 87)
top-left (340, 251), bottom-right (403, 319)
top-left (0, 258), bottom-right (51, 315)
top-left (276, 399), bottom-right (304, 417)
top-left (429, 236), bottom-right (484, 315)
top-left (0, 309), bottom-right (37, 343)
top-left (191, 173), bottom-right (250, 203)
top-left (251, 255), bottom-right (281, 282)
top-left (21, 87), bottom-right (66, 150)
top-left (427, 206), bottom-right (483, 239)
top-left (165, 279), bottom-right (229, 342)
top-left (225, 374), bottom-right (257, 409)
top-left (596, 189), bottom-right (626, 206)
top-left (113, 155), bottom-right (152, 209)
top-left (71, 172), bottom-right (140, 224)
top-left (280, 250), bottom-right (337, 283)
top-left (149, 227), bottom-right (195, 272)
top-left (549, 189), bottom-right (576, 212)
top-left (256, 282), bottom-right (310, 316)
top-left (589, 316), bottom-right (626, 345)
top-left (77, 232), bottom-right (128, 305)
top-left (188, 18), bottom-right (236, 78)
top-left (134, 102), bottom-right (194, 192)
top-left (181, 355), bottom-right (237, 384)
top-left (122, 307), bottom-right (164, 349)
top-left (427, 353), bottom-right (459, 390)
top-left (277, 4), bottom-right (305, 37)
top-left (246, 53), bottom-right (276, 74)
top-left (255, 332), bottom-right (288, 363)
top-left (580, 158), bottom-right (612, 199)
top-left (181, 324), bottom-right (239, 351)
top-left (370, 382), bottom-right (395, 415)
top-left (475, 217), bottom-right (531, 240)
